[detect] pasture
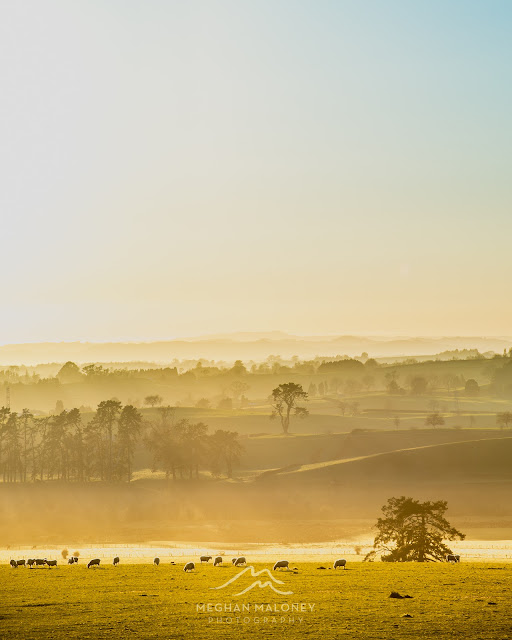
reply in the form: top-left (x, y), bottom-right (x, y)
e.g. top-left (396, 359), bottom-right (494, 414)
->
top-left (1, 560), bottom-right (511, 639)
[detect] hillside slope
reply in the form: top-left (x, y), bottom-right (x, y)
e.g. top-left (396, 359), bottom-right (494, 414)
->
top-left (256, 437), bottom-right (512, 485)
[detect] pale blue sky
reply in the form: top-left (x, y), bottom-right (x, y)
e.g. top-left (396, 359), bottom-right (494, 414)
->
top-left (1, 0), bottom-right (511, 342)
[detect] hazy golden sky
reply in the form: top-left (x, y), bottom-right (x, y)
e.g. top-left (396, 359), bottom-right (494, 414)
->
top-left (1, 1), bottom-right (511, 342)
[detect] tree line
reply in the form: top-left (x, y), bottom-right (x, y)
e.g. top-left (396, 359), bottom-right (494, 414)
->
top-left (0, 402), bottom-right (243, 484)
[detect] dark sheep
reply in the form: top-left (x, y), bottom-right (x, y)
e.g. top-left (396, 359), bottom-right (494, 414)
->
top-left (27, 559), bottom-right (36, 568)
top-left (87, 559), bottom-right (101, 569)
top-left (73, 557), bottom-right (79, 563)
top-left (46, 560), bottom-right (58, 568)
top-left (35, 559), bottom-right (46, 566)
top-left (446, 554), bottom-right (461, 563)
top-left (113, 557), bottom-right (120, 566)
top-left (16, 559), bottom-right (26, 567)
top-left (10, 559), bottom-right (17, 569)
top-left (183, 562), bottom-right (195, 572)
top-left (68, 557), bottom-right (75, 565)
top-left (273, 560), bottom-right (289, 571)
top-left (214, 556), bottom-right (223, 566)
top-left (333, 559), bottom-right (347, 570)
top-left (154, 557), bottom-right (160, 566)
top-left (200, 555), bottom-right (212, 564)
top-left (234, 557), bottom-right (246, 566)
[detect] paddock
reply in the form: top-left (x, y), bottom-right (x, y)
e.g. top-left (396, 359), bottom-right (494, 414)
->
top-left (1, 561), bottom-right (510, 640)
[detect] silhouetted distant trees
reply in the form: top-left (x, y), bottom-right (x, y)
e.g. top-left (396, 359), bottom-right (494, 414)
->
top-left (0, 400), bottom-right (242, 484)
top-left (317, 359), bottom-right (364, 374)
top-left (410, 376), bottom-right (428, 395)
top-left (496, 411), bottom-right (512, 429)
top-left (425, 412), bottom-right (445, 428)
top-left (144, 395), bottom-right (163, 408)
top-left (145, 409), bottom-right (243, 480)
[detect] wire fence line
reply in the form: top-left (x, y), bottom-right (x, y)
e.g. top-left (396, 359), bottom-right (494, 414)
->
top-left (2, 544), bottom-right (512, 561)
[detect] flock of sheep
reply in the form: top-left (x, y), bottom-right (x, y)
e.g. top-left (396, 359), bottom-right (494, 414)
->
top-left (8, 554), bottom-right (461, 570)
top-left (8, 554), bottom-right (347, 571)
top-left (9, 558), bottom-right (58, 568)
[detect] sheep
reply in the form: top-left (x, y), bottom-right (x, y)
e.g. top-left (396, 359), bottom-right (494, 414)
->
top-left (27, 559), bottom-right (36, 568)
top-left (446, 554), bottom-right (461, 563)
top-left (87, 559), bottom-right (101, 569)
top-left (183, 562), bottom-right (195, 572)
top-left (46, 560), bottom-right (58, 568)
top-left (9, 559), bottom-right (17, 569)
top-left (72, 557), bottom-right (79, 563)
top-left (214, 556), bottom-right (223, 566)
top-left (68, 557), bottom-right (75, 565)
top-left (333, 558), bottom-right (347, 570)
top-left (35, 559), bottom-right (46, 566)
top-left (234, 557), bottom-right (246, 566)
top-left (231, 558), bottom-right (237, 564)
top-left (16, 559), bottom-right (26, 567)
top-left (200, 555), bottom-right (212, 564)
top-left (273, 560), bottom-right (289, 571)
top-left (113, 557), bottom-right (120, 566)
top-left (154, 557), bottom-right (160, 566)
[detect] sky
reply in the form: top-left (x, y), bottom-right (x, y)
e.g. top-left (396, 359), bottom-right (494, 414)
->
top-left (1, 0), bottom-right (511, 343)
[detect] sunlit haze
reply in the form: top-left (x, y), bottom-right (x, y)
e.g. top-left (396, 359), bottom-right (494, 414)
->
top-left (1, 0), bottom-right (511, 343)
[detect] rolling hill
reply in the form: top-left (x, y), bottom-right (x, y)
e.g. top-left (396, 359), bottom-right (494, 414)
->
top-left (256, 436), bottom-right (512, 485)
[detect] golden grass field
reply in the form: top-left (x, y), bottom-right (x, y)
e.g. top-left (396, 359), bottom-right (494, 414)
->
top-left (1, 560), bottom-right (511, 640)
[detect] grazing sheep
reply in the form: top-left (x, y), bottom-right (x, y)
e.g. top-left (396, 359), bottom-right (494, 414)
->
top-left (16, 559), bottom-right (26, 567)
top-left (183, 562), bottom-right (195, 572)
top-left (46, 560), bottom-right (57, 568)
top-left (113, 557), bottom-right (120, 566)
top-left (68, 557), bottom-right (75, 565)
top-left (10, 559), bottom-right (17, 568)
top-left (334, 559), bottom-right (347, 570)
top-left (87, 559), bottom-right (101, 569)
top-left (446, 554), bottom-right (461, 563)
top-left (200, 555), bottom-right (212, 564)
top-left (273, 560), bottom-right (289, 571)
top-left (234, 557), bottom-right (246, 567)
top-left (27, 559), bottom-right (36, 568)
top-left (154, 557), bottom-right (160, 566)
top-left (214, 556), bottom-right (223, 566)
top-left (35, 559), bottom-right (46, 567)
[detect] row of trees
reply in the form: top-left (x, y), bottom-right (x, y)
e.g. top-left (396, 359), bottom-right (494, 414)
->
top-left (0, 402), bottom-right (243, 484)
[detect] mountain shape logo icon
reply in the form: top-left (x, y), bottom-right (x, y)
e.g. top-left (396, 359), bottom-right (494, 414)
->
top-left (211, 566), bottom-right (293, 596)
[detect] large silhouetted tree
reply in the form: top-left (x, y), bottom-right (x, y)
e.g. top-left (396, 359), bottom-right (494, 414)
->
top-left (270, 383), bottom-right (308, 434)
top-left (365, 496), bottom-right (464, 562)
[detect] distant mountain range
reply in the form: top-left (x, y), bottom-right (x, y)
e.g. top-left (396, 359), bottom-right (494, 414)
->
top-left (1, 333), bottom-right (511, 366)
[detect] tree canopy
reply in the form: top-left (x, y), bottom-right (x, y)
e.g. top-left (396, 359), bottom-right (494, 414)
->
top-left (270, 382), bottom-right (308, 434)
top-left (366, 496), bottom-right (465, 562)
